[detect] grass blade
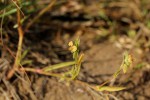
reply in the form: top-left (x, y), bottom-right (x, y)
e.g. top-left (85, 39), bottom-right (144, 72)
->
top-left (43, 61), bottom-right (75, 72)
top-left (96, 86), bottom-right (126, 92)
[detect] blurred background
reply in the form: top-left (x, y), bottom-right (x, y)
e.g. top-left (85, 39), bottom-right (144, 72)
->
top-left (0, 0), bottom-right (150, 100)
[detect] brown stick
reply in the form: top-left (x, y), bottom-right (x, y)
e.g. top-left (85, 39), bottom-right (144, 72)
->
top-left (7, 2), bottom-right (24, 79)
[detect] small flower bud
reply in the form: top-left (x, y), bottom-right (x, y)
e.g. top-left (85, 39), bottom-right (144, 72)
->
top-left (69, 46), bottom-right (77, 53)
top-left (68, 41), bottom-right (73, 46)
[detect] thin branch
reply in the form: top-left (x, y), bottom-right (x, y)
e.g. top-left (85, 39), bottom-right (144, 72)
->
top-left (7, 1), bottom-right (24, 79)
top-left (20, 66), bottom-right (98, 91)
top-left (0, 10), bottom-right (5, 46)
top-left (11, 0), bottom-right (25, 17)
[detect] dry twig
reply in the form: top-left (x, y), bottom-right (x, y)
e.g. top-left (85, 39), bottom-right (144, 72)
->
top-left (7, 0), bottom-right (24, 79)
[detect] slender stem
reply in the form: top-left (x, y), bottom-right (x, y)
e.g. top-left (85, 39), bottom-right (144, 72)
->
top-left (7, 3), bottom-right (24, 79)
top-left (20, 67), bottom-right (69, 79)
top-left (20, 67), bottom-right (97, 91)
top-left (0, 9), bottom-right (5, 46)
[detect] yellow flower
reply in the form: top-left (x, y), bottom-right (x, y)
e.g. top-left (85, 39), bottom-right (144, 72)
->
top-left (68, 41), bottom-right (73, 46)
top-left (122, 52), bottom-right (133, 73)
top-left (69, 46), bottom-right (77, 53)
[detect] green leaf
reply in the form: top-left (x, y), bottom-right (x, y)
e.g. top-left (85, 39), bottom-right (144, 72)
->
top-left (0, 9), bottom-right (17, 18)
top-left (72, 38), bottom-right (80, 60)
top-left (70, 53), bottom-right (84, 79)
top-left (43, 61), bottom-right (76, 72)
top-left (20, 49), bottom-right (29, 61)
top-left (0, 1), bottom-right (32, 18)
top-left (96, 86), bottom-right (126, 92)
top-left (21, 60), bottom-right (32, 65)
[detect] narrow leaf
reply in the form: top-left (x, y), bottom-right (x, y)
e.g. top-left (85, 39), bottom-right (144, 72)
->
top-left (96, 86), bottom-right (126, 92)
top-left (0, 9), bottom-right (17, 18)
top-left (43, 61), bottom-right (75, 72)
top-left (21, 49), bottom-right (29, 61)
